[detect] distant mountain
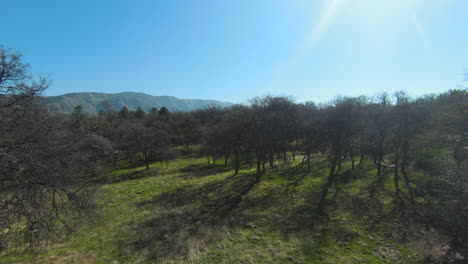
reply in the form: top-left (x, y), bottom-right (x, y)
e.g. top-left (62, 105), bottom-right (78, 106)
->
top-left (43, 92), bottom-right (233, 114)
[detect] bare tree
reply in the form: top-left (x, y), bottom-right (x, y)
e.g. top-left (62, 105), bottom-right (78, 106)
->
top-left (0, 46), bottom-right (103, 249)
top-left (121, 122), bottom-right (171, 170)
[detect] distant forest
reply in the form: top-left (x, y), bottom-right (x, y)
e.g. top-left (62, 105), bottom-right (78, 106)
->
top-left (1, 46), bottom-right (468, 261)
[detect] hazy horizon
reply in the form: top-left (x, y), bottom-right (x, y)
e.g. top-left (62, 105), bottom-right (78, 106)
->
top-left (45, 91), bottom-right (233, 103)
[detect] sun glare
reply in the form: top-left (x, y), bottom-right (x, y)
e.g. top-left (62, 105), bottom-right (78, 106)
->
top-left (345, 0), bottom-right (424, 26)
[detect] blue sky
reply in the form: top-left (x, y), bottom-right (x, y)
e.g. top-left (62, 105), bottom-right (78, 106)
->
top-left (3, 0), bottom-right (468, 103)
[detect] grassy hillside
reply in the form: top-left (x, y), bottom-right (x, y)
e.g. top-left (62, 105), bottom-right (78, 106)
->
top-left (0, 149), bottom-right (428, 263)
top-left (43, 92), bottom-right (233, 114)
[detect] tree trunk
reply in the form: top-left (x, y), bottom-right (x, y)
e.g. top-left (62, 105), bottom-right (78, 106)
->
top-left (256, 158), bottom-right (262, 181)
top-left (262, 158), bottom-right (266, 174)
top-left (376, 133), bottom-right (385, 178)
top-left (318, 154), bottom-right (339, 214)
top-left (337, 156), bottom-right (342, 172)
top-left (269, 151), bottom-right (274, 168)
top-left (377, 155), bottom-right (383, 178)
top-left (358, 153), bottom-right (364, 168)
top-left (393, 137), bottom-right (401, 204)
top-left (401, 141), bottom-right (413, 200)
top-left (234, 149), bottom-right (240, 175)
top-left (394, 153), bottom-right (401, 203)
top-left (185, 129), bottom-right (191, 148)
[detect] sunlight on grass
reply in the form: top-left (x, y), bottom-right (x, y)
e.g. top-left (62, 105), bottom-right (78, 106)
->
top-left (0, 152), bottom-right (423, 263)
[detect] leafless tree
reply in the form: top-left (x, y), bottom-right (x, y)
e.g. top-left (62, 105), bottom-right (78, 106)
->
top-left (0, 46), bottom-right (105, 249)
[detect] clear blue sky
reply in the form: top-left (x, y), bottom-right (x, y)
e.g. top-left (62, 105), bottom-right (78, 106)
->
top-left (3, 0), bottom-right (468, 103)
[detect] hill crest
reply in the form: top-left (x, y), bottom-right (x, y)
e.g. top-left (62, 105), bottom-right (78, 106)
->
top-left (44, 92), bottom-right (233, 114)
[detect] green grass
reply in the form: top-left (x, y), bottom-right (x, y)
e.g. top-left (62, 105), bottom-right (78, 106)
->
top-left (0, 150), bottom-right (423, 263)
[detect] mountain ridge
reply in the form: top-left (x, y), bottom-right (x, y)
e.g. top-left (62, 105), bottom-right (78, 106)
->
top-left (43, 92), bottom-right (233, 114)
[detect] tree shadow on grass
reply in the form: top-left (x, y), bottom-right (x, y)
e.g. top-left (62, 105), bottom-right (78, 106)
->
top-left (94, 168), bottom-right (162, 185)
top-left (115, 164), bottom-right (376, 262)
top-left (176, 163), bottom-right (232, 179)
top-left (268, 166), bottom-right (380, 237)
top-left (118, 173), bottom-right (261, 261)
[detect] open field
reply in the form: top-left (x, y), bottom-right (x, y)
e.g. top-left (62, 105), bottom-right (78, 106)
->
top-left (1, 148), bottom-right (427, 264)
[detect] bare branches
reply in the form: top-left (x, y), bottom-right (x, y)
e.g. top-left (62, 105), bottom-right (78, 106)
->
top-left (0, 46), bottom-right (100, 249)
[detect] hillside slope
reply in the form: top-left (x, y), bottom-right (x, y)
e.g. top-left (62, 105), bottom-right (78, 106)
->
top-left (43, 92), bottom-right (233, 113)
